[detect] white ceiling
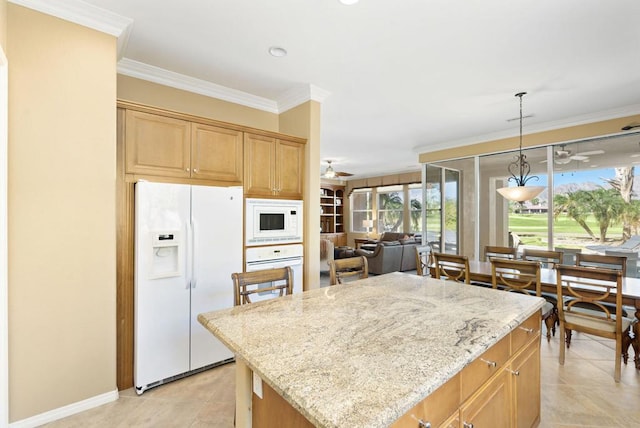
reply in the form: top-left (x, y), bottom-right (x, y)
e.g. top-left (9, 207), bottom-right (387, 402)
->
top-left (75, 0), bottom-right (640, 178)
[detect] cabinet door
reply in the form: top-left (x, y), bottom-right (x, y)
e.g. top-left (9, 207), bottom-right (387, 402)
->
top-left (459, 369), bottom-right (511, 428)
top-left (276, 139), bottom-right (304, 199)
top-left (511, 339), bottom-right (541, 428)
top-left (125, 110), bottom-right (191, 178)
top-left (440, 411), bottom-right (460, 428)
top-left (244, 133), bottom-right (276, 196)
top-left (191, 123), bottom-right (243, 183)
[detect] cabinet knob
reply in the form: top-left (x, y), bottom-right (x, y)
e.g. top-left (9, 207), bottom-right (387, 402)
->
top-left (463, 423), bottom-right (474, 428)
top-left (506, 368), bottom-right (520, 376)
top-left (518, 326), bottom-right (535, 334)
top-left (193, 168), bottom-right (199, 173)
top-left (410, 415), bottom-right (431, 428)
top-left (480, 358), bottom-right (497, 368)
top-left (186, 168), bottom-right (190, 172)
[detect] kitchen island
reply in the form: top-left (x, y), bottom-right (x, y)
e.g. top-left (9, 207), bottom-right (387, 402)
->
top-left (198, 272), bottom-right (544, 428)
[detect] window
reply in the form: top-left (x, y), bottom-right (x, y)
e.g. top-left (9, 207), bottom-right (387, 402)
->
top-left (351, 189), bottom-right (372, 233)
top-left (409, 184), bottom-right (422, 233)
top-left (377, 185), bottom-right (404, 232)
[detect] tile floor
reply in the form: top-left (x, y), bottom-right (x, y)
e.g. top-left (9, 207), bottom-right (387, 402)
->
top-left (41, 329), bottom-right (640, 427)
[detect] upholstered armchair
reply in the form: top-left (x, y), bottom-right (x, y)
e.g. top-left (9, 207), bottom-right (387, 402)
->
top-left (355, 242), bottom-right (403, 275)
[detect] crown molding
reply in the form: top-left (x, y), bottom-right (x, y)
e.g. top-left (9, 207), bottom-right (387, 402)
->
top-left (414, 103), bottom-right (640, 154)
top-left (277, 84), bottom-right (331, 113)
top-left (117, 58), bottom-right (280, 113)
top-left (9, 0), bottom-right (133, 58)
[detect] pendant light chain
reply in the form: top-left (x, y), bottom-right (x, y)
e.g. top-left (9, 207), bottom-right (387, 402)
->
top-left (496, 91), bottom-right (545, 202)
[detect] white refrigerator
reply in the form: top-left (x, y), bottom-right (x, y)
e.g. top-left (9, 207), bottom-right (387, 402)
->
top-left (134, 181), bottom-right (242, 394)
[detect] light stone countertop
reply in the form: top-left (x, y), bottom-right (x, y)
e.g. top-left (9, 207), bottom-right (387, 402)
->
top-left (198, 272), bottom-right (544, 428)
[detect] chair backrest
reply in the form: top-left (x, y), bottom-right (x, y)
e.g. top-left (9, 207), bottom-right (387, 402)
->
top-left (484, 245), bottom-right (517, 261)
top-left (555, 264), bottom-right (623, 330)
top-left (415, 245), bottom-right (431, 276)
top-left (232, 266), bottom-right (294, 306)
top-left (605, 250), bottom-right (639, 277)
top-left (432, 252), bottom-right (470, 284)
top-left (576, 253), bottom-right (627, 276)
top-left (491, 258), bottom-right (541, 296)
top-left (329, 256), bottom-right (369, 285)
top-left (554, 246), bottom-right (582, 265)
top-left (522, 248), bottom-right (563, 269)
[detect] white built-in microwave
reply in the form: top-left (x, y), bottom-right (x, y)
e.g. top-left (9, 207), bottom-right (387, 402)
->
top-left (245, 198), bottom-right (303, 246)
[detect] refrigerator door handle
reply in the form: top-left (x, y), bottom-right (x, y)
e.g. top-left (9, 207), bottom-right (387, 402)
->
top-left (191, 219), bottom-right (197, 288)
top-left (186, 219), bottom-right (193, 289)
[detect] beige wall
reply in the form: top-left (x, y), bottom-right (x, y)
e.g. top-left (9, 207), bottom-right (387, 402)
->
top-left (0, 0), bottom-right (6, 51)
top-left (118, 75), bottom-right (279, 132)
top-left (8, 5), bottom-right (116, 421)
top-left (419, 114), bottom-right (640, 163)
top-left (279, 101), bottom-right (322, 290)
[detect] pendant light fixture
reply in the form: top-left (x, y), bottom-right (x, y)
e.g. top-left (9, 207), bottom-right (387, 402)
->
top-left (496, 92), bottom-right (545, 202)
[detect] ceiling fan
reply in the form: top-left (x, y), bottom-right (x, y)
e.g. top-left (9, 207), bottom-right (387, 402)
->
top-left (323, 160), bottom-right (353, 178)
top-left (554, 145), bottom-right (604, 165)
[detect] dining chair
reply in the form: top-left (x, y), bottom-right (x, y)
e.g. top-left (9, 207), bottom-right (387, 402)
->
top-left (432, 252), bottom-right (470, 284)
top-left (415, 245), bottom-right (431, 276)
top-left (605, 249), bottom-right (639, 278)
top-left (328, 256), bottom-right (369, 285)
top-left (232, 266), bottom-right (294, 306)
top-left (576, 253), bottom-right (627, 276)
top-left (555, 264), bottom-right (634, 382)
top-left (522, 248), bottom-right (563, 269)
top-left (484, 245), bottom-right (517, 261)
top-left (491, 258), bottom-right (556, 341)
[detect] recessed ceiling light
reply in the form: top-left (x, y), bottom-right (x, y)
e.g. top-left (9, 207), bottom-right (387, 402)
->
top-left (339, 0), bottom-right (359, 5)
top-left (268, 46), bottom-right (287, 57)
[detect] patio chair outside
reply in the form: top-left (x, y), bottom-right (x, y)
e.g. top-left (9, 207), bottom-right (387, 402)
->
top-left (585, 234), bottom-right (640, 253)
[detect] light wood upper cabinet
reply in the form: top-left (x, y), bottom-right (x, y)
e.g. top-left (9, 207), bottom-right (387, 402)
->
top-left (125, 110), bottom-right (191, 178)
top-left (125, 110), bottom-right (243, 184)
top-left (244, 133), bottom-right (304, 199)
top-left (276, 139), bottom-right (304, 198)
top-left (191, 123), bottom-right (242, 182)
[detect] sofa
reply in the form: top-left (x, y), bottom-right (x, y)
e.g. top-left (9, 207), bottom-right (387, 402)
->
top-left (355, 232), bottom-right (420, 274)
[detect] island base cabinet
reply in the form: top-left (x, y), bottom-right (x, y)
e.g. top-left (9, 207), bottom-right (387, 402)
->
top-left (512, 338), bottom-right (541, 428)
top-left (459, 368), bottom-right (512, 428)
top-left (252, 381), bottom-right (314, 428)
top-left (391, 374), bottom-right (460, 428)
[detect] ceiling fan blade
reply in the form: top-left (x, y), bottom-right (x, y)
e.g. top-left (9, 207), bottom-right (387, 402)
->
top-left (569, 155), bottom-right (589, 161)
top-left (336, 171), bottom-right (353, 177)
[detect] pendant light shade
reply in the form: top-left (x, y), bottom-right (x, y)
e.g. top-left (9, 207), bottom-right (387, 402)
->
top-left (497, 92), bottom-right (545, 202)
top-left (497, 184), bottom-right (545, 202)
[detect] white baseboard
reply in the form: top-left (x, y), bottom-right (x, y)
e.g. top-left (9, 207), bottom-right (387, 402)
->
top-left (9, 389), bottom-right (119, 428)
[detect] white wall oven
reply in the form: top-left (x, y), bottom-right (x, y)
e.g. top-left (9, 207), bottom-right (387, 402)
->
top-left (245, 198), bottom-right (303, 246)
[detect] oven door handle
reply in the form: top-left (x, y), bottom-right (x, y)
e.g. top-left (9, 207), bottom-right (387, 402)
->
top-left (246, 257), bottom-right (303, 271)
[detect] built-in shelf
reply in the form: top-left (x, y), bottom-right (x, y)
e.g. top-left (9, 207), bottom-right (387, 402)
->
top-left (320, 184), bottom-right (346, 246)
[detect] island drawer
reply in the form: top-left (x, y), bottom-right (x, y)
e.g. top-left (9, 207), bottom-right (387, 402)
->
top-left (460, 334), bottom-right (510, 402)
top-left (511, 311), bottom-right (541, 354)
top-left (391, 374), bottom-right (460, 428)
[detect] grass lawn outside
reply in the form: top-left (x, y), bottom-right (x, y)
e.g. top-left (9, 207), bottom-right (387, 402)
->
top-left (509, 213), bottom-right (626, 248)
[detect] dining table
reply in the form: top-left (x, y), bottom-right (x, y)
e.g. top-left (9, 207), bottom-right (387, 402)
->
top-left (436, 260), bottom-right (640, 368)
